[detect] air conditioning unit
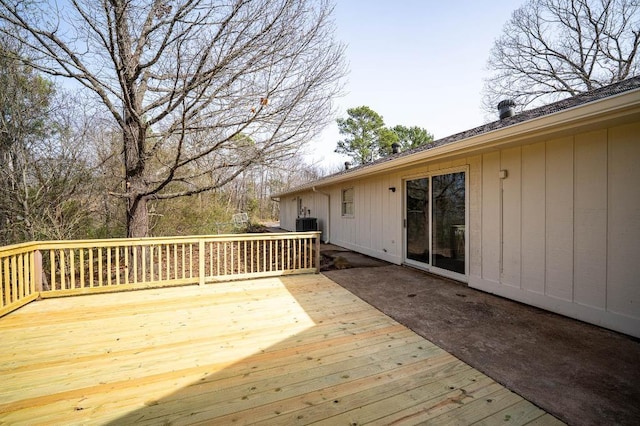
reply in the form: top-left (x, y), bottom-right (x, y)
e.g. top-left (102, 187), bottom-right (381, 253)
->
top-left (295, 217), bottom-right (318, 232)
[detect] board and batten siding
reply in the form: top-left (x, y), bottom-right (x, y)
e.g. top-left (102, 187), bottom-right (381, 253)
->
top-left (278, 121), bottom-right (638, 337)
top-left (470, 121), bottom-right (640, 337)
top-left (328, 173), bottom-right (404, 264)
top-left (279, 192), bottom-right (330, 242)
top-left (328, 158), bottom-right (476, 267)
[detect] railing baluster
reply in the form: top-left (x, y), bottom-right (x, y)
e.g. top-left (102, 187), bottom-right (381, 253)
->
top-left (230, 241), bottom-right (235, 275)
top-left (223, 242), bottom-right (227, 276)
top-left (48, 251), bottom-right (54, 292)
top-left (70, 249), bottom-right (76, 289)
top-left (18, 255), bottom-right (24, 298)
top-left (3, 258), bottom-right (9, 304)
top-left (167, 244), bottom-right (171, 280)
top-left (115, 247), bottom-right (120, 285)
top-left (162, 245), bottom-right (167, 281)
top-left (215, 241), bottom-right (220, 277)
top-left (98, 248), bottom-right (103, 288)
top-left (142, 246), bottom-right (147, 283)
top-left (80, 249), bottom-right (85, 288)
top-left (181, 244), bottom-right (186, 279)
top-left (166, 244), bottom-right (170, 280)
top-left (155, 245), bottom-right (160, 282)
top-left (89, 248), bottom-right (94, 287)
top-left (123, 246), bottom-right (129, 285)
top-left (59, 250), bottom-right (66, 290)
top-left (207, 242), bottom-right (212, 279)
top-left (107, 247), bottom-right (112, 286)
top-left (173, 244), bottom-right (178, 281)
top-left (189, 243), bottom-right (193, 279)
top-left (0, 258), bottom-right (4, 307)
top-left (198, 240), bottom-right (205, 286)
top-left (149, 246), bottom-right (154, 282)
top-left (250, 240), bottom-right (254, 273)
top-left (269, 240), bottom-right (273, 272)
top-left (302, 238), bottom-right (307, 269)
top-left (132, 246), bottom-right (138, 284)
top-left (29, 251), bottom-right (36, 294)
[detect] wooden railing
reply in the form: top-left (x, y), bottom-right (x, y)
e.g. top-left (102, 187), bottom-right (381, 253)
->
top-left (0, 232), bottom-right (321, 317)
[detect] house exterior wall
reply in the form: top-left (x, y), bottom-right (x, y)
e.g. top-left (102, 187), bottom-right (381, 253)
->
top-left (280, 120), bottom-right (640, 337)
top-left (326, 171), bottom-right (404, 263)
top-left (471, 121), bottom-right (640, 337)
top-left (278, 192), bottom-right (330, 242)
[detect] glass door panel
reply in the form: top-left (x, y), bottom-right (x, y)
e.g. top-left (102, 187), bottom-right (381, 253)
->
top-left (405, 178), bottom-right (429, 264)
top-left (431, 172), bottom-right (465, 274)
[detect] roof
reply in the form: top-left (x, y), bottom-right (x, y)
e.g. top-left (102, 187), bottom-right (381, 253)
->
top-left (277, 76), bottom-right (640, 197)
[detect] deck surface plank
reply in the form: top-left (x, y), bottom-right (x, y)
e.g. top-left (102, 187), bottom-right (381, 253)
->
top-left (0, 274), bottom-right (560, 425)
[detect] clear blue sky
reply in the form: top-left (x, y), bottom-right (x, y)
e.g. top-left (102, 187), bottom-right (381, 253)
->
top-left (307, 0), bottom-right (526, 169)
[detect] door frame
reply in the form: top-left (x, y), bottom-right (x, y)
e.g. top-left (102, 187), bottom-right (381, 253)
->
top-left (402, 166), bottom-right (469, 282)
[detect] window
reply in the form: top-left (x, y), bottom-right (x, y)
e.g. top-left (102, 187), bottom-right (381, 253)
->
top-left (341, 188), bottom-right (354, 216)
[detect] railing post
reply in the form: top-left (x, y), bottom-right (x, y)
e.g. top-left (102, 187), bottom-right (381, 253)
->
top-left (34, 250), bottom-right (43, 293)
top-left (314, 232), bottom-right (321, 273)
top-left (198, 239), bottom-right (205, 286)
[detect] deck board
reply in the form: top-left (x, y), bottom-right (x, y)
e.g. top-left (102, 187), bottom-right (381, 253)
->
top-left (0, 274), bottom-right (561, 425)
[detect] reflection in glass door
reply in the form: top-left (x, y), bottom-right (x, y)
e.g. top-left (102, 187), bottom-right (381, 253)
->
top-left (406, 178), bottom-right (429, 264)
top-left (405, 171), bottom-right (466, 277)
top-left (432, 172), bottom-right (465, 274)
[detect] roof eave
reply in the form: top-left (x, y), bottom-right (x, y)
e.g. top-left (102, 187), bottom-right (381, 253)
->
top-left (276, 87), bottom-right (640, 197)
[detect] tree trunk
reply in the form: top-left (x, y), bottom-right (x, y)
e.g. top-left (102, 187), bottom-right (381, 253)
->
top-left (123, 112), bottom-right (149, 238)
top-left (127, 190), bottom-right (149, 238)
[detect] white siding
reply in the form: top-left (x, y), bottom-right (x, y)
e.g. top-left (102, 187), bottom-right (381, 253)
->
top-left (468, 155), bottom-right (483, 279)
top-left (521, 143), bottom-right (546, 294)
top-left (470, 122), bottom-right (640, 337)
top-left (279, 121), bottom-right (640, 337)
top-left (279, 192), bottom-right (329, 241)
top-left (574, 130), bottom-right (607, 310)
top-left (501, 147), bottom-right (522, 288)
top-left (607, 123), bottom-right (640, 320)
top-left (545, 137), bottom-right (574, 302)
top-left (279, 197), bottom-right (298, 231)
top-left (481, 152), bottom-right (501, 283)
top-left (329, 176), bottom-right (403, 264)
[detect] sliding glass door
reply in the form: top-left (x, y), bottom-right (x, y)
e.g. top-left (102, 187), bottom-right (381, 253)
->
top-left (406, 178), bottom-right (429, 264)
top-left (405, 170), bottom-right (466, 279)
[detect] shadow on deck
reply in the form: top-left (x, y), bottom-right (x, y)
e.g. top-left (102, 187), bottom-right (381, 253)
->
top-left (0, 275), bottom-right (560, 425)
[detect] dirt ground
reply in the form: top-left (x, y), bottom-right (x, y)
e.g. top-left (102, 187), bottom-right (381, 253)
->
top-left (320, 246), bottom-right (640, 426)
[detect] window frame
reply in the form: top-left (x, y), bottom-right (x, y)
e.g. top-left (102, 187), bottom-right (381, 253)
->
top-left (341, 187), bottom-right (355, 217)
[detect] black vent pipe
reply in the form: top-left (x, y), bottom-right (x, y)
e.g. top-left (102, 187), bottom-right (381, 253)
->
top-left (497, 99), bottom-right (516, 119)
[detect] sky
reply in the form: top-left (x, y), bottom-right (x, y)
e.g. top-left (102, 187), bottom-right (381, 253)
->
top-left (306, 0), bottom-right (526, 170)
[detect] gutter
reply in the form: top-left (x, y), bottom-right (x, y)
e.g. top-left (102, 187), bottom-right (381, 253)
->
top-left (312, 186), bottom-right (330, 244)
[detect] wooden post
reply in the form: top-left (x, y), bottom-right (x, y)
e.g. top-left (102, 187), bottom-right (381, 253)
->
top-left (198, 240), bottom-right (205, 286)
top-left (33, 250), bottom-right (43, 293)
top-left (314, 232), bottom-right (321, 273)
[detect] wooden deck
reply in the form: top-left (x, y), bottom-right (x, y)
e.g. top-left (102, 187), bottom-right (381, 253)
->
top-left (0, 274), bottom-right (562, 425)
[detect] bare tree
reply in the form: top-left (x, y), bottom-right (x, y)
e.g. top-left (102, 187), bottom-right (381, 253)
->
top-left (0, 40), bottom-right (99, 244)
top-left (483, 0), bottom-right (640, 112)
top-left (0, 0), bottom-right (346, 237)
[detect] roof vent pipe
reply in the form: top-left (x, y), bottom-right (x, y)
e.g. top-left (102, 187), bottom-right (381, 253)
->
top-left (391, 142), bottom-right (401, 154)
top-left (497, 99), bottom-right (516, 119)
top-left (344, 161), bottom-right (351, 170)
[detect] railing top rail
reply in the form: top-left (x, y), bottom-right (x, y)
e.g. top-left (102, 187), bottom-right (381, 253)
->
top-left (1, 231), bottom-right (321, 252)
top-left (0, 241), bottom-right (41, 257)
